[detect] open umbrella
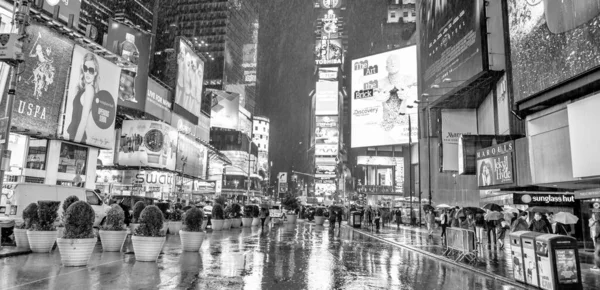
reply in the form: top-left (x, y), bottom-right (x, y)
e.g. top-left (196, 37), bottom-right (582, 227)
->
top-left (484, 211), bottom-right (504, 221)
top-left (456, 207), bottom-right (484, 218)
top-left (503, 206), bottom-right (520, 215)
top-left (436, 204), bottom-right (452, 209)
top-left (526, 207), bottom-right (550, 213)
top-left (482, 203), bottom-right (503, 212)
top-left (553, 212), bottom-right (579, 224)
top-left (423, 204), bottom-right (435, 211)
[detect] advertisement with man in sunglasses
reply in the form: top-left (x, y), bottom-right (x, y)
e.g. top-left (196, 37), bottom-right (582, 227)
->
top-left (61, 45), bottom-right (121, 149)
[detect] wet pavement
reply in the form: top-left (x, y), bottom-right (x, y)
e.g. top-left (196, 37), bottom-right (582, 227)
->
top-left (353, 222), bottom-right (600, 290)
top-left (0, 223), bottom-right (524, 290)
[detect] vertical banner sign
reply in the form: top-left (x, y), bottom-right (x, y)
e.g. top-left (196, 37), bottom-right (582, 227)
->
top-left (315, 81), bottom-right (338, 115)
top-left (441, 109), bottom-right (477, 171)
top-left (105, 19), bottom-right (152, 111)
top-left (418, 0), bottom-right (484, 97)
top-left (62, 45), bottom-right (121, 149)
top-left (42, 0), bottom-right (82, 28)
top-left (145, 78), bottom-right (173, 122)
top-left (1, 23), bottom-right (74, 137)
top-left (476, 141), bottom-right (515, 187)
top-left (350, 46), bottom-right (418, 148)
top-left (175, 39), bottom-right (204, 122)
top-left (315, 37), bottom-right (343, 66)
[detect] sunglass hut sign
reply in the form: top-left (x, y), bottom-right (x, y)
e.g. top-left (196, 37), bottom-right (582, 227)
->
top-left (514, 193), bottom-right (575, 206)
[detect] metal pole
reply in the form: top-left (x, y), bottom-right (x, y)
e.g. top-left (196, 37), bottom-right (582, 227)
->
top-left (0, 0), bottom-right (30, 192)
top-left (408, 115), bottom-right (413, 226)
top-left (427, 107), bottom-right (432, 205)
top-left (246, 136), bottom-right (251, 206)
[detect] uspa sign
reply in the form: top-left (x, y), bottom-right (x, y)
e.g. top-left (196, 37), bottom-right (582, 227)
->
top-left (476, 141), bottom-right (514, 187)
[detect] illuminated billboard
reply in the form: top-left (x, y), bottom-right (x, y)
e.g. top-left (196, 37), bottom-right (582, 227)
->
top-left (315, 81), bottom-right (338, 115)
top-left (174, 39), bottom-right (204, 122)
top-left (209, 89), bottom-right (240, 130)
top-left (350, 46), bottom-right (418, 148)
top-left (315, 38), bottom-right (343, 66)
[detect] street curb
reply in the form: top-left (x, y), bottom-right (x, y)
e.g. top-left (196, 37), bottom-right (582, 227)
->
top-left (0, 248), bottom-right (32, 258)
top-left (344, 225), bottom-right (536, 290)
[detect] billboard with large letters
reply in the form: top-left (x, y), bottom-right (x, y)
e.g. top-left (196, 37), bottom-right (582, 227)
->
top-left (315, 38), bottom-right (343, 66)
top-left (1, 23), bottom-right (73, 137)
top-left (418, 0), bottom-right (484, 97)
top-left (315, 81), bottom-right (338, 115)
top-left (118, 120), bottom-right (178, 170)
top-left (316, 116), bottom-right (338, 145)
top-left (351, 46), bottom-right (418, 148)
top-left (145, 78), bottom-right (173, 122)
top-left (105, 19), bottom-right (151, 111)
top-left (61, 45), bottom-right (121, 149)
top-left (476, 141), bottom-right (515, 188)
top-left (175, 39), bottom-right (204, 122)
top-left (508, 0), bottom-right (600, 103)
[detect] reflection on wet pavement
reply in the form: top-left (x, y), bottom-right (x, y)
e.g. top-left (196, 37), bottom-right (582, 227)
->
top-left (0, 224), bottom-right (522, 290)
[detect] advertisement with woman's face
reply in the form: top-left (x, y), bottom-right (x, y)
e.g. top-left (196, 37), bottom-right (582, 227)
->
top-left (62, 45), bottom-right (120, 149)
top-left (175, 39), bottom-right (204, 118)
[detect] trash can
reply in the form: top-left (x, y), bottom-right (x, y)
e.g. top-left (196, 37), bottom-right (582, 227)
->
top-left (535, 234), bottom-right (582, 290)
top-left (352, 211), bottom-right (362, 228)
top-left (521, 232), bottom-right (543, 287)
top-left (509, 231), bottom-right (529, 283)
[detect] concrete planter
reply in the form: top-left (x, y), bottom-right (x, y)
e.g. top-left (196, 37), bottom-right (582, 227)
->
top-left (223, 219), bottom-right (232, 230)
top-left (242, 218), bottom-right (253, 227)
top-left (231, 218), bottom-right (242, 228)
top-left (297, 219), bottom-right (306, 223)
top-left (201, 220), bottom-right (208, 230)
top-left (168, 221), bottom-right (182, 235)
top-left (132, 236), bottom-right (166, 262)
top-left (252, 218), bottom-right (260, 227)
top-left (13, 228), bottom-right (30, 250)
top-left (314, 216), bottom-right (325, 225)
top-left (57, 238), bottom-right (96, 267)
top-left (285, 214), bottom-right (297, 224)
top-left (99, 230), bottom-right (127, 252)
top-left (180, 230), bottom-right (204, 252)
top-left (27, 230), bottom-right (58, 253)
top-left (211, 219), bottom-right (224, 231)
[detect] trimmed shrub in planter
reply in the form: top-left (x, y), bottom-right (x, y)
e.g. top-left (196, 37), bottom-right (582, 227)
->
top-left (282, 194), bottom-right (299, 224)
top-left (230, 203), bottom-right (242, 228)
top-left (242, 205), bottom-right (253, 227)
top-left (315, 208), bottom-right (326, 225)
top-left (27, 200), bottom-right (60, 253)
top-left (56, 195), bottom-right (79, 238)
top-left (223, 205), bottom-right (233, 230)
top-left (57, 201), bottom-right (96, 266)
top-left (251, 205), bottom-right (260, 226)
top-left (14, 203), bottom-right (38, 249)
top-left (168, 204), bottom-right (183, 235)
top-left (133, 205), bottom-right (166, 262)
top-left (99, 204), bottom-right (127, 252)
top-left (180, 206), bottom-right (205, 251)
top-left (211, 204), bottom-right (224, 231)
top-left (130, 201), bottom-right (146, 233)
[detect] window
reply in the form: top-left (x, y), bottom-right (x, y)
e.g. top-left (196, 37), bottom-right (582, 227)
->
top-left (85, 190), bottom-right (101, 206)
top-left (403, 11), bottom-right (409, 17)
top-left (391, 12), bottom-right (396, 18)
top-left (412, 11), bottom-right (416, 17)
top-left (26, 139), bottom-right (48, 170)
top-left (58, 143), bottom-right (88, 175)
top-left (260, 135), bottom-right (263, 139)
top-left (255, 126), bottom-right (258, 131)
top-left (263, 127), bottom-right (266, 132)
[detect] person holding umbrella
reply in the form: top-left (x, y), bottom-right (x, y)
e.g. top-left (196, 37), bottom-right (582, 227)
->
top-left (496, 218), bottom-right (510, 249)
top-left (440, 209), bottom-right (448, 243)
top-left (475, 212), bottom-right (486, 244)
top-left (511, 211), bottom-right (529, 232)
top-left (395, 208), bottom-right (402, 228)
top-left (529, 212), bottom-right (550, 233)
top-left (548, 212), bottom-right (570, 235)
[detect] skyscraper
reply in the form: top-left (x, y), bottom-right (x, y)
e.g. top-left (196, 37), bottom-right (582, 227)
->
top-left (154, 0), bottom-right (259, 113)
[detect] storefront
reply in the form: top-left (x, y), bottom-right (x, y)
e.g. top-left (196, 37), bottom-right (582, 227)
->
top-left (574, 189), bottom-right (600, 248)
top-left (480, 190), bottom-right (577, 214)
top-left (96, 169), bottom-right (175, 200)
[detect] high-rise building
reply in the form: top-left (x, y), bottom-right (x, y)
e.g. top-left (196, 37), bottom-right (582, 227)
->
top-left (154, 0), bottom-right (259, 113)
top-left (113, 0), bottom-right (155, 31)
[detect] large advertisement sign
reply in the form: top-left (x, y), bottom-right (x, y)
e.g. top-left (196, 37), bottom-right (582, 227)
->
top-left (145, 78), bottom-right (173, 122)
top-left (42, 0), bottom-right (81, 28)
top-left (508, 0), bottom-right (600, 103)
top-left (476, 141), bottom-right (514, 187)
top-left (318, 67), bottom-right (338, 81)
top-left (177, 134), bottom-right (208, 179)
top-left (513, 193), bottom-right (575, 207)
top-left (1, 23), bottom-right (73, 137)
top-left (441, 109), bottom-right (477, 171)
top-left (316, 143), bottom-right (338, 156)
top-left (315, 81), bottom-right (338, 115)
top-left (313, 0), bottom-right (344, 9)
top-left (315, 37), bottom-right (343, 66)
top-left (61, 45), bottom-right (121, 149)
top-left (351, 47), bottom-right (418, 148)
top-left (105, 19), bottom-right (151, 111)
top-left (175, 39), bottom-right (204, 120)
top-left (209, 89), bottom-right (240, 130)
top-left (315, 179), bottom-right (336, 196)
top-left (418, 0), bottom-right (484, 96)
top-left (316, 116), bottom-right (338, 145)
top-left (118, 120), bottom-right (178, 170)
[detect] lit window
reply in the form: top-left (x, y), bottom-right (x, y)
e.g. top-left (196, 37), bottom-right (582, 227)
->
top-left (391, 12), bottom-right (396, 18)
top-left (403, 11), bottom-right (408, 17)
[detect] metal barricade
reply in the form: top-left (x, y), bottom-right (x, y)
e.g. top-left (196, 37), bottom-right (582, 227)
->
top-left (443, 227), bottom-right (478, 265)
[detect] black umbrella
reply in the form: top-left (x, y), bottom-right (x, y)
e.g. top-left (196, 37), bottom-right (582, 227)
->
top-left (482, 203), bottom-right (503, 212)
top-left (457, 207), bottom-right (485, 217)
top-left (423, 204), bottom-right (435, 211)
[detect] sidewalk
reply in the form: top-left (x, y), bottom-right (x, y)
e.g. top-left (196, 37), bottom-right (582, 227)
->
top-left (344, 222), bottom-right (600, 289)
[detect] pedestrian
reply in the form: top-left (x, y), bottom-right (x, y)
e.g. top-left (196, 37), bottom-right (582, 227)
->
top-left (466, 213), bottom-right (477, 232)
top-left (511, 212), bottom-right (529, 232)
top-left (548, 212), bottom-right (570, 236)
top-left (440, 210), bottom-right (448, 242)
top-left (590, 213), bottom-right (599, 249)
top-left (426, 210), bottom-right (435, 237)
top-left (475, 212), bottom-right (485, 244)
top-left (497, 218), bottom-right (510, 249)
top-left (330, 209), bottom-right (337, 229)
top-left (529, 212), bottom-right (550, 233)
top-left (337, 209), bottom-right (343, 228)
top-left (374, 208), bottom-right (381, 230)
top-left (486, 218), bottom-right (497, 246)
top-left (259, 207), bottom-right (268, 229)
top-left (366, 206), bottom-right (373, 227)
top-left (395, 208), bottom-right (402, 228)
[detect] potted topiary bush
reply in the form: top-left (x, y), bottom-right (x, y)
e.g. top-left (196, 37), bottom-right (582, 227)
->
top-left (56, 201), bottom-right (96, 266)
top-left (13, 203), bottom-right (39, 250)
top-left (57, 195), bottom-right (79, 238)
top-left (251, 205), bottom-right (260, 227)
top-left (281, 194), bottom-right (299, 224)
top-left (155, 202), bottom-right (170, 234)
top-left (211, 204), bottom-right (224, 231)
top-left (180, 206), bottom-right (205, 251)
top-left (230, 203), bottom-right (242, 228)
top-left (223, 205), bottom-right (232, 230)
top-left (297, 206), bottom-right (306, 223)
top-left (314, 207), bottom-right (326, 225)
top-left (168, 203), bottom-right (183, 235)
top-left (99, 204), bottom-right (127, 252)
top-left (132, 205), bottom-right (166, 262)
top-left (27, 200), bottom-right (60, 253)
top-left (242, 205), bottom-right (253, 227)
top-left (130, 201), bottom-right (146, 234)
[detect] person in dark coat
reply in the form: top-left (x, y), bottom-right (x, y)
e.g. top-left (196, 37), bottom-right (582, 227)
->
top-left (337, 209), bottom-right (343, 228)
top-left (118, 200), bottom-right (132, 226)
top-left (395, 208), bottom-right (402, 228)
top-left (529, 212), bottom-right (550, 233)
top-left (511, 211), bottom-right (529, 232)
top-left (487, 219), bottom-right (497, 246)
top-left (548, 212), bottom-right (571, 235)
